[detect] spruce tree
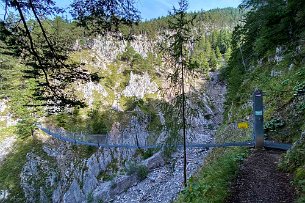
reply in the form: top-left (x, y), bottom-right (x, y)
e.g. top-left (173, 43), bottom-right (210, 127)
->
top-left (165, 0), bottom-right (195, 186)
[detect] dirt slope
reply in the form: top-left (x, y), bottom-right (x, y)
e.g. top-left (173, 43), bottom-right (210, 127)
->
top-left (227, 149), bottom-right (296, 203)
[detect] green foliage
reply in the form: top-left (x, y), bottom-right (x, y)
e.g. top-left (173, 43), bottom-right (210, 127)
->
top-left (160, 0), bottom-right (196, 166)
top-left (48, 107), bottom-right (128, 135)
top-left (163, 126), bottom-right (180, 159)
top-left (97, 158), bottom-right (119, 181)
top-left (70, 145), bottom-right (98, 159)
top-left (119, 43), bottom-right (142, 63)
top-left (2, 0), bottom-right (143, 107)
top-left (87, 192), bottom-right (94, 203)
top-left (134, 148), bottom-right (155, 159)
top-left (71, 0), bottom-right (140, 35)
top-left (0, 127), bottom-right (15, 142)
top-left (15, 116), bottom-right (36, 138)
top-left (0, 136), bottom-right (45, 202)
top-left (216, 46), bottom-right (222, 61)
top-left (294, 167), bottom-right (305, 203)
top-left (147, 112), bottom-right (163, 134)
top-left (97, 171), bottom-right (115, 181)
top-left (293, 82), bottom-right (305, 96)
top-left (209, 51), bottom-right (218, 71)
top-left (177, 147), bottom-right (248, 203)
top-left (264, 118), bottom-right (285, 132)
top-left (224, 47), bottom-right (232, 62)
top-left (142, 149), bottom-right (155, 159)
top-left (125, 162), bottom-right (148, 180)
top-left (2, 11), bottom-right (93, 107)
top-left (137, 165), bottom-right (148, 180)
top-left (86, 109), bottom-right (109, 134)
top-left (279, 138), bottom-right (305, 202)
top-left (279, 139), bottom-right (305, 172)
top-left (133, 8), bottom-right (242, 39)
top-left (0, 48), bottom-right (43, 138)
top-left (117, 44), bottom-right (161, 76)
top-left (192, 30), bottom-right (232, 75)
top-left (230, 0), bottom-right (305, 67)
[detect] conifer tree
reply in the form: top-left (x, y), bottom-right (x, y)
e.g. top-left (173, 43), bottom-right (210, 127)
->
top-left (216, 46), bottom-right (222, 61)
top-left (210, 51), bottom-right (218, 70)
top-left (1, 0), bottom-right (140, 109)
top-left (224, 47), bottom-right (232, 63)
top-left (165, 0), bottom-right (195, 186)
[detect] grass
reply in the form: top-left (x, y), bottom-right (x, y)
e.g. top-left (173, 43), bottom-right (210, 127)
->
top-left (0, 127), bottom-right (15, 142)
top-left (279, 134), bottom-right (305, 202)
top-left (177, 147), bottom-right (248, 203)
top-left (0, 135), bottom-right (44, 202)
top-left (176, 118), bottom-right (251, 203)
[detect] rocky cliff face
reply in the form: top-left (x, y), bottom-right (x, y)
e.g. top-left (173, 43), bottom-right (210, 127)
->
top-left (0, 99), bottom-right (17, 128)
top-left (122, 72), bottom-right (158, 99)
top-left (14, 33), bottom-right (226, 203)
top-left (20, 113), bottom-right (150, 202)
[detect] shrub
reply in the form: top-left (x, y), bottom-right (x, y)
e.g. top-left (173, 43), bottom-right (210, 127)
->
top-left (264, 118), bottom-right (285, 132)
top-left (279, 138), bottom-right (305, 172)
top-left (136, 165), bottom-right (148, 180)
top-left (143, 149), bottom-right (154, 159)
top-left (125, 162), bottom-right (148, 180)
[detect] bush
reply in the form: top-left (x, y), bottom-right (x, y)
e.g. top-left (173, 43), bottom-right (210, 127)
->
top-left (279, 138), bottom-right (305, 172)
top-left (294, 167), bottom-right (305, 203)
top-left (15, 117), bottom-right (36, 138)
top-left (143, 149), bottom-right (154, 159)
top-left (279, 138), bottom-right (305, 202)
top-left (136, 165), bottom-right (148, 180)
top-left (264, 118), bottom-right (285, 132)
top-left (126, 162), bottom-right (148, 180)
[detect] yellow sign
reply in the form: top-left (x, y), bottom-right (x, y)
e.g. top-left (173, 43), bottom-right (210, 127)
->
top-left (238, 122), bottom-right (249, 129)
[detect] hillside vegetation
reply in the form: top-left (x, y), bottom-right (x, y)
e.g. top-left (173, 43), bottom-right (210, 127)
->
top-left (178, 0), bottom-right (305, 202)
top-left (0, 7), bottom-right (242, 202)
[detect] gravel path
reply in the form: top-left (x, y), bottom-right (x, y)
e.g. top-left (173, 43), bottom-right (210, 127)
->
top-left (227, 149), bottom-right (296, 203)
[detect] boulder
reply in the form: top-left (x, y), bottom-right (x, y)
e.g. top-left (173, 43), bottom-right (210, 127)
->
top-left (82, 172), bottom-right (98, 196)
top-left (52, 185), bottom-right (62, 203)
top-left (63, 179), bottom-right (85, 203)
top-left (110, 175), bottom-right (139, 196)
top-left (92, 181), bottom-right (112, 202)
top-left (142, 152), bottom-right (165, 170)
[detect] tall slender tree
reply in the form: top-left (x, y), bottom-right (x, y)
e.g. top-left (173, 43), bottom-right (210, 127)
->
top-left (165, 0), bottom-right (196, 187)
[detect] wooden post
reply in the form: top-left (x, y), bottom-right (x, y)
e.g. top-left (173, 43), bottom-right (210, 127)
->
top-left (253, 90), bottom-right (264, 148)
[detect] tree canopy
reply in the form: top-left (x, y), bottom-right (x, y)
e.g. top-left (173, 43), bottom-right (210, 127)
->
top-left (0, 0), bottom-right (140, 110)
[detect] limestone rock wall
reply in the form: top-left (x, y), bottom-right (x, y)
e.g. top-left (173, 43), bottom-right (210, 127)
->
top-left (18, 34), bottom-right (220, 203)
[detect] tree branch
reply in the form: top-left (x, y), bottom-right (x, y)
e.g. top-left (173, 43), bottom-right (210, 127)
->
top-left (13, 0), bottom-right (50, 87)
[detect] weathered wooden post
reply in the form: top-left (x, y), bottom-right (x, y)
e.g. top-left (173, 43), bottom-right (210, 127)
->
top-left (253, 89), bottom-right (264, 148)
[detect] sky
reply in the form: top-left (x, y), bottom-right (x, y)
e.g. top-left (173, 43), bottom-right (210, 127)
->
top-left (0, 0), bottom-right (242, 21)
top-left (136, 0), bottom-right (242, 20)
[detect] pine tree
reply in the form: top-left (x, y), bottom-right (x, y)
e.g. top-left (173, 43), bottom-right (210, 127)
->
top-left (224, 47), bottom-right (232, 63)
top-left (216, 46), bottom-right (223, 62)
top-left (164, 0), bottom-right (195, 187)
top-left (210, 51), bottom-right (218, 70)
